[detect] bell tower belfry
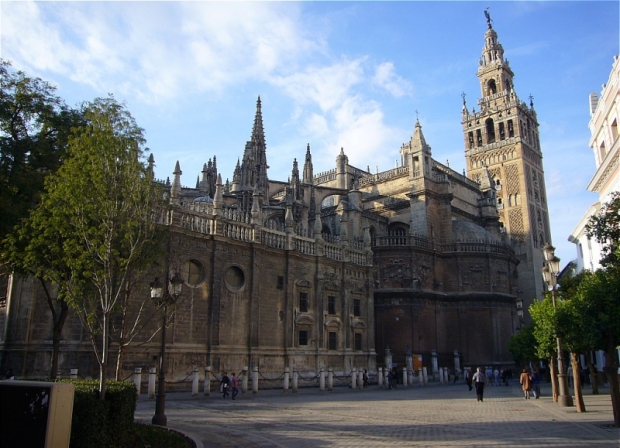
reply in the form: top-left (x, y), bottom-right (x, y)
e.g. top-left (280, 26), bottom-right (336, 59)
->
top-left (462, 11), bottom-right (552, 312)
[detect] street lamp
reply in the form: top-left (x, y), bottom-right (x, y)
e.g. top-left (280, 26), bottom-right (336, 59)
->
top-left (150, 272), bottom-right (184, 426)
top-left (541, 242), bottom-right (573, 407)
top-left (515, 297), bottom-right (524, 331)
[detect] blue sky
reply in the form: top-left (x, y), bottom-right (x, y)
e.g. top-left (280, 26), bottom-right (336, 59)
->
top-left (2, 1), bottom-right (618, 266)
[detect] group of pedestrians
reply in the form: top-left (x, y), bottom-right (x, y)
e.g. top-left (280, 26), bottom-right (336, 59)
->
top-left (219, 372), bottom-right (239, 400)
top-left (519, 367), bottom-right (541, 399)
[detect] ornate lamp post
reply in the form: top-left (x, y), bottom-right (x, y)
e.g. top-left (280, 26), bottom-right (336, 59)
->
top-left (515, 297), bottom-right (524, 332)
top-left (541, 243), bottom-right (573, 407)
top-left (150, 272), bottom-right (184, 426)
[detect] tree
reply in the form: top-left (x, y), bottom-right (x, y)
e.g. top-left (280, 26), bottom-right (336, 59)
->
top-left (31, 96), bottom-right (164, 398)
top-left (0, 59), bottom-right (83, 242)
top-left (575, 268), bottom-right (620, 426)
top-left (508, 324), bottom-right (538, 368)
top-left (1, 206), bottom-right (77, 379)
top-left (529, 296), bottom-right (559, 402)
top-left (0, 61), bottom-right (83, 378)
top-left (586, 191), bottom-right (620, 268)
top-left (582, 192), bottom-right (620, 427)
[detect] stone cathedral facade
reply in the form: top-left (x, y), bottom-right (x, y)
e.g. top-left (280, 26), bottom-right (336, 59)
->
top-left (0, 16), bottom-right (550, 380)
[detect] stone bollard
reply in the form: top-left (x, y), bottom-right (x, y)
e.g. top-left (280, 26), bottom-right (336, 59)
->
top-left (431, 349), bottom-right (439, 381)
top-left (242, 366), bottom-right (248, 393)
top-left (70, 369), bottom-right (78, 380)
top-left (204, 366), bottom-right (211, 396)
top-left (444, 369), bottom-right (449, 384)
top-left (148, 367), bottom-right (156, 398)
top-left (252, 367), bottom-right (259, 394)
top-left (292, 368), bottom-right (298, 393)
top-left (328, 368), bottom-right (334, 391)
top-left (439, 367), bottom-right (444, 384)
top-left (423, 367), bottom-right (428, 385)
top-left (133, 368), bottom-right (142, 398)
top-left (351, 367), bottom-right (357, 390)
top-left (402, 368), bottom-right (408, 387)
top-left (319, 367), bottom-right (325, 391)
top-left (418, 368), bottom-right (424, 387)
top-left (378, 367), bottom-right (383, 388)
top-left (283, 367), bottom-right (290, 393)
top-left (192, 366), bottom-right (199, 397)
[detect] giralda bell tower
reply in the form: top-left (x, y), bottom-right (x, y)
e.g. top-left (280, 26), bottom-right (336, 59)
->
top-left (462, 11), bottom-right (552, 315)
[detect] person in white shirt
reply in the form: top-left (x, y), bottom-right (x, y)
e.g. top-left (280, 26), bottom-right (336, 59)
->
top-left (472, 367), bottom-right (486, 402)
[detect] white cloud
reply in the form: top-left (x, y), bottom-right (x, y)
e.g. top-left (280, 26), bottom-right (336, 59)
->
top-left (2, 1), bottom-right (409, 174)
top-left (372, 61), bottom-right (412, 97)
top-left (270, 59), bottom-right (366, 112)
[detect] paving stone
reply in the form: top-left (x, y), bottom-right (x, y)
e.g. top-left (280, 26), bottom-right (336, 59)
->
top-left (134, 381), bottom-right (620, 447)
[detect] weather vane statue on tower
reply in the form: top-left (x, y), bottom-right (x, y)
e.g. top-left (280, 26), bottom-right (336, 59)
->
top-left (484, 8), bottom-right (493, 29)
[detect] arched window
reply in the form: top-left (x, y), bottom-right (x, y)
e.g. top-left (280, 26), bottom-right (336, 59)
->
top-left (487, 79), bottom-right (497, 95)
top-left (369, 226), bottom-right (376, 247)
top-left (388, 223), bottom-right (409, 245)
top-left (485, 118), bottom-right (496, 144)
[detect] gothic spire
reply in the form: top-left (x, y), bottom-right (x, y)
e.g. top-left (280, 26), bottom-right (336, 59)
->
top-left (410, 119), bottom-right (431, 155)
top-left (303, 143), bottom-right (313, 184)
top-left (251, 96), bottom-right (266, 148)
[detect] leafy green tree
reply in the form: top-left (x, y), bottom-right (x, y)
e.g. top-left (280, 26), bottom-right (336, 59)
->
top-left (0, 59), bottom-right (83, 242)
top-left (574, 267), bottom-right (620, 426)
top-left (2, 208), bottom-right (78, 379)
top-left (508, 324), bottom-right (537, 368)
top-left (586, 191), bottom-right (620, 268)
top-left (31, 96), bottom-right (164, 398)
top-left (530, 296), bottom-right (559, 402)
top-left (0, 61), bottom-right (83, 377)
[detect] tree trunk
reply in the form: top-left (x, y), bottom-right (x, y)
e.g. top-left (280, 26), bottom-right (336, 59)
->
top-left (115, 341), bottom-right (125, 381)
top-left (585, 353), bottom-right (599, 394)
top-left (571, 353), bottom-right (586, 412)
top-left (550, 355), bottom-right (559, 402)
top-left (604, 345), bottom-right (620, 427)
top-left (99, 313), bottom-right (109, 400)
top-left (50, 300), bottom-right (69, 379)
top-left (39, 279), bottom-right (69, 380)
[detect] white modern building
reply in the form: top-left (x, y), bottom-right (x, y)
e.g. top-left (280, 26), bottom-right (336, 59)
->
top-left (568, 54), bottom-right (619, 379)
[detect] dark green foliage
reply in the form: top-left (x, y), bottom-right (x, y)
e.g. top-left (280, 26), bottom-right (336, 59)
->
top-left (129, 424), bottom-right (191, 448)
top-left (0, 59), bottom-right (83, 242)
top-left (59, 380), bottom-right (137, 448)
top-left (104, 381), bottom-right (139, 448)
top-left (508, 324), bottom-right (538, 367)
top-left (586, 191), bottom-right (620, 268)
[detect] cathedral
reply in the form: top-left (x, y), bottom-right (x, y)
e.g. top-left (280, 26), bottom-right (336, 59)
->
top-left (0, 16), bottom-right (551, 381)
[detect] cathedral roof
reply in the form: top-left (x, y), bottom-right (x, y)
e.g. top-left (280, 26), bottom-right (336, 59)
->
top-left (452, 220), bottom-right (497, 242)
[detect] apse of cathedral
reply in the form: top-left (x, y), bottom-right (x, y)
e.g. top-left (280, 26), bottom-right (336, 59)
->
top-left (0, 14), bottom-right (550, 379)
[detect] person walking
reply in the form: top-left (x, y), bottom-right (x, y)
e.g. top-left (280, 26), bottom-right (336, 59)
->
top-left (465, 367), bottom-right (473, 391)
top-left (363, 369), bottom-right (369, 388)
top-left (472, 367), bottom-right (486, 402)
top-left (231, 372), bottom-right (239, 400)
top-left (519, 368), bottom-right (532, 399)
top-left (221, 372), bottom-right (230, 399)
top-left (531, 368), bottom-right (541, 399)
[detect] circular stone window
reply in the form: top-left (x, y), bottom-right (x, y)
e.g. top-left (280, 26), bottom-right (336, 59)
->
top-left (181, 259), bottom-right (205, 287)
top-left (225, 266), bottom-right (245, 290)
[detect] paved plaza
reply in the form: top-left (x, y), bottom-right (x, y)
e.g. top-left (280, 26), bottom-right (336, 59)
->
top-left (134, 381), bottom-right (620, 447)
